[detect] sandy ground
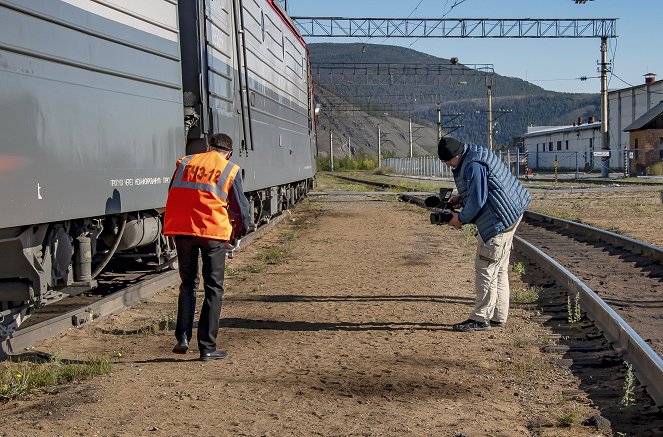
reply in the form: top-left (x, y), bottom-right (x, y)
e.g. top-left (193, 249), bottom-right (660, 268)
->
top-left (1, 183), bottom-right (649, 436)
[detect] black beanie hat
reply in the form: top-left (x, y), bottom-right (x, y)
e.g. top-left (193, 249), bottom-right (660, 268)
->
top-left (437, 137), bottom-right (464, 161)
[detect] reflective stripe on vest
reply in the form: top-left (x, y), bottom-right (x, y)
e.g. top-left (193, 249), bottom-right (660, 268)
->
top-left (170, 155), bottom-right (237, 201)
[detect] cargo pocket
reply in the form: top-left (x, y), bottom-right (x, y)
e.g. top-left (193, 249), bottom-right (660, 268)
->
top-left (477, 234), bottom-right (504, 263)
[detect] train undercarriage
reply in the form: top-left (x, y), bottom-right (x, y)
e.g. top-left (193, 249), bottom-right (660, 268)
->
top-left (0, 178), bottom-right (313, 343)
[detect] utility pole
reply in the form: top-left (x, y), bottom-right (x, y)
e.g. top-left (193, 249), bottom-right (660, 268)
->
top-left (377, 124), bottom-right (382, 168)
top-left (437, 105), bottom-right (442, 143)
top-left (329, 130), bottom-right (334, 172)
top-left (487, 75), bottom-right (493, 151)
top-left (600, 36), bottom-right (610, 178)
top-left (408, 116), bottom-right (413, 158)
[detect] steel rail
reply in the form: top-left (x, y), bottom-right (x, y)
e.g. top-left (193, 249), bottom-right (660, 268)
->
top-left (513, 236), bottom-right (663, 408)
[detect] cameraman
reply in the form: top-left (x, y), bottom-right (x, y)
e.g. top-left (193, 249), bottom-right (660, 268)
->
top-left (438, 137), bottom-right (531, 332)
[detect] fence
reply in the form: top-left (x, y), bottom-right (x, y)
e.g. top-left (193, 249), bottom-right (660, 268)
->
top-left (382, 156), bottom-right (454, 178)
top-left (528, 147), bottom-right (663, 177)
top-left (382, 150), bottom-right (526, 179)
top-left (382, 147), bottom-right (663, 179)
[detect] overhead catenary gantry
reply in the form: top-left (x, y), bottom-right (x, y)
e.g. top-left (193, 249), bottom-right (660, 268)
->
top-left (311, 62), bottom-right (494, 87)
top-left (291, 18), bottom-right (617, 39)
top-left (296, 16), bottom-right (616, 168)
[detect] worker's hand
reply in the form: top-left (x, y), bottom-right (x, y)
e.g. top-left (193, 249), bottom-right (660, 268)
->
top-left (448, 212), bottom-right (463, 229)
top-left (449, 195), bottom-right (462, 207)
top-left (226, 239), bottom-right (241, 258)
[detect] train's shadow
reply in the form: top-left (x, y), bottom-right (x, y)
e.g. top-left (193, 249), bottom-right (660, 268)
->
top-left (221, 293), bottom-right (471, 332)
top-left (225, 293), bottom-right (474, 305)
top-left (220, 317), bottom-right (453, 332)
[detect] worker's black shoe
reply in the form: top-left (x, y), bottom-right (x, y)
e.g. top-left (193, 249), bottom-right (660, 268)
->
top-left (199, 350), bottom-right (228, 361)
top-left (172, 338), bottom-right (189, 354)
top-left (452, 319), bottom-right (490, 332)
top-left (490, 321), bottom-right (506, 328)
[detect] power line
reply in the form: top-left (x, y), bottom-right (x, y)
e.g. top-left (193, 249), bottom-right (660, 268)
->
top-left (408, 0), bottom-right (469, 48)
top-left (377, 0), bottom-right (427, 45)
top-left (406, 0), bottom-right (426, 18)
top-left (529, 76), bottom-right (600, 82)
top-left (610, 72), bottom-right (634, 87)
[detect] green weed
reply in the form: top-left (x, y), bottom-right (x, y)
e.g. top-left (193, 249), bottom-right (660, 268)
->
top-left (512, 261), bottom-right (526, 279)
top-left (511, 285), bottom-right (541, 304)
top-left (0, 357), bottom-right (112, 400)
top-left (255, 244), bottom-right (291, 265)
top-left (567, 293), bottom-right (581, 324)
top-left (621, 362), bottom-right (636, 407)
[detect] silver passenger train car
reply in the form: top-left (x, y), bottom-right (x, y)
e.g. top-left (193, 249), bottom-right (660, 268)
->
top-left (0, 0), bottom-right (317, 340)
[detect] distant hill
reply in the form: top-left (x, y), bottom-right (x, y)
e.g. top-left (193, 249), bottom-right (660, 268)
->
top-left (309, 43), bottom-right (600, 157)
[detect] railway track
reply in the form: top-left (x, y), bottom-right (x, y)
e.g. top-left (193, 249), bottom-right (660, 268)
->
top-left (1, 213), bottom-right (288, 358)
top-left (514, 213), bottom-right (663, 405)
top-left (398, 191), bottom-right (663, 407)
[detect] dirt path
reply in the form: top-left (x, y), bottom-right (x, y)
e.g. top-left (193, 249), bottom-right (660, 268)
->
top-left (1, 190), bottom-right (613, 436)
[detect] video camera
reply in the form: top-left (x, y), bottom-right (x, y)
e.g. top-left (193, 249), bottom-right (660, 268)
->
top-left (425, 188), bottom-right (455, 225)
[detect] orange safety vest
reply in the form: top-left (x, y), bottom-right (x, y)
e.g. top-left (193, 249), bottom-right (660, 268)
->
top-left (163, 151), bottom-right (240, 241)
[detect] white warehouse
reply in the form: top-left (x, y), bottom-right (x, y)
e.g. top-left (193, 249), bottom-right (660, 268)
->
top-left (523, 117), bottom-right (601, 171)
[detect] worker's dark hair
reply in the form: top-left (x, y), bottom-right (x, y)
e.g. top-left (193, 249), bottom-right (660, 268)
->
top-left (208, 133), bottom-right (233, 151)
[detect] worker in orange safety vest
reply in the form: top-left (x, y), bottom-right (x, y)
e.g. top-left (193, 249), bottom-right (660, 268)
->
top-left (164, 132), bottom-right (251, 361)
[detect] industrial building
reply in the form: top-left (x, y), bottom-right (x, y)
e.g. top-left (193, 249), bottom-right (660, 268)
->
top-left (610, 74), bottom-right (663, 175)
top-left (523, 117), bottom-right (601, 172)
top-left (523, 74), bottom-right (663, 174)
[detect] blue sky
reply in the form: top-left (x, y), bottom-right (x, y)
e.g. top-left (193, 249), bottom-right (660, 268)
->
top-left (284, 0), bottom-right (660, 94)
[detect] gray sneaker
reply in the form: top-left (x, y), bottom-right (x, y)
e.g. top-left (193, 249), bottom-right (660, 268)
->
top-left (452, 319), bottom-right (491, 332)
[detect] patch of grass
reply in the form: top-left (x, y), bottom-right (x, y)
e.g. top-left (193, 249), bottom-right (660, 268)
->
top-left (512, 261), bottom-right (526, 279)
top-left (0, 357), bottom-right (112, 400)
top-left (553, 406), bottom-right (582, 427)
top-left (314, 173), bottom-right (376, 192)
top-left (255, 244), bottom-right (292, 265)
top-left (282, 229), bottom-right (297, 242)
top-left (511, 285), bottom-right (541, 304)
top-left (225, 266), bottom-right (239, 277)
top-left (511, 335), bottom-right (533, 348)
top-left (372, 167), bottom-right (393, 175)
top-left (156, 312), bottom-right (177, 331)
top-left (530, 207), bottom-right (576, 221)
top-left (461, 224), bottom-right (478, 246)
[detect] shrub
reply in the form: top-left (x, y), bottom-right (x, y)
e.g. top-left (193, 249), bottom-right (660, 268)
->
top-left (646, 162), bottom-right (662, 176)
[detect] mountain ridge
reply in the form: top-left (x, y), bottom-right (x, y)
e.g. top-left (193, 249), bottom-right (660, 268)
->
top-left (309, 43), bottom-right (600, 157)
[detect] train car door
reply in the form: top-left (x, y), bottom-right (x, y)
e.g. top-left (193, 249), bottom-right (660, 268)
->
top-left (179, 0), bottom-right (245, 154)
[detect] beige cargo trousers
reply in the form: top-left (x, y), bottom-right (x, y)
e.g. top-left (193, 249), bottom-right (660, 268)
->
top-left (470, 215), bottom-right (523, 324)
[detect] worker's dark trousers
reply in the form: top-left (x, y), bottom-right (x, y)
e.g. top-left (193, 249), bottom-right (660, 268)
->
top-left (174, 235), bottom-right (227, 354)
